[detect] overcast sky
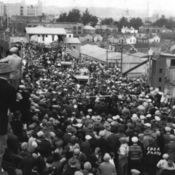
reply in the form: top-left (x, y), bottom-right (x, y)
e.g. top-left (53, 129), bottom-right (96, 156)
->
top-left (2, 0), bottom-right (175, 15)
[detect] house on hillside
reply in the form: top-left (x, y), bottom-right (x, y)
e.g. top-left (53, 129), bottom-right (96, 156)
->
top-left (95, 25), bottom-right (118, 33)
top-left (108, 36), bottom-right (119, 44)
top-left (65, 37), bottom-right (81, 55)
top-left (79, 34), bottom-right (93, 43)
top-left (93, 34), bottom-right (103, 42)
top-left (46, 22), bottom-right (83, 36)
top-left (160, 26), bottom-right (173, 33)
top-left (25, 26), bottom-right (67, 44)
top-left (136, 34), bottom-right (149, 49)
top-left (139, 25), bottom-right (161, 34)
top-left (121, 26), bottom-right (138, 34)
top-left (84, 25), bottom-right (96, 34)
top-left (149, 35), bottom-right (161, 44)
top-left (125, 35), bottom-right (137, 45)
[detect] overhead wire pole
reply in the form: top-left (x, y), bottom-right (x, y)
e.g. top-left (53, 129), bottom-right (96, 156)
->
top-left (120, 39), bottom-right (124, 74)
top-left (106, 42), bottom-right (109, 67)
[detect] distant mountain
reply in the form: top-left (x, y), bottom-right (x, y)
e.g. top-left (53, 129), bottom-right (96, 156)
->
top-left (43, 6), bottom-right (149, 20)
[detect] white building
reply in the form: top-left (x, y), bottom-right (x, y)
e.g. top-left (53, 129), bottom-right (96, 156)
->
top-left (93, 34), bottom-right (103, 42)
top-left (26, 26), bottom-right (67, 44)
top-left (84, 25), bottom-right (96, 34)
top-left (121, 26), bottom-right (138, 34)
top-left (149, 35), bottom-right (160, 43)
top-left (126, 35), bottom-right (137, 45)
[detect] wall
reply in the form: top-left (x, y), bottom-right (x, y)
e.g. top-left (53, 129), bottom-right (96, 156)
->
top-left (66, 43), bottom-right (80, 55)
top-left (30, 34), bottom-right (59, 44)
top-left (151, 56), bottom-right (166, 91)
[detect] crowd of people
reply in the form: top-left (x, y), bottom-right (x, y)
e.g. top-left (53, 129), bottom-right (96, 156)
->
top-left (1, 42), bottom-right (175, 175)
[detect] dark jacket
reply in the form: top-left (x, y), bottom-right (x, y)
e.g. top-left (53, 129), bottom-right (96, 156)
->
top-left (0, 78), bottom-right (16, 135)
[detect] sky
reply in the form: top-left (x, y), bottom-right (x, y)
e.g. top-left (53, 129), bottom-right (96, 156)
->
top-left (2, 0), bottom-right (175, 15)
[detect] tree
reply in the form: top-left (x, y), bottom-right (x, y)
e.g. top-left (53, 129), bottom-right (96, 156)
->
top-left (153, 17), bottom-right (168, 27)
top-left (129, 17), bottom-right (143, 29)
top-left (56, 8), bottom-right (98, 25)
top-left (81, 9), bottom-right (98, 26)
top-left (118, 17), bottom-right (129, 31)
top-left (101, 18), bottom-right (114, 25)
top-left (82, 9), bottom-right (92, 25)
top-left (90, 16), bottom-right (98, 27)
top-left (67, 9), bottom-right (81, 22)
top-left (56, 12), bottom-right (68, 22)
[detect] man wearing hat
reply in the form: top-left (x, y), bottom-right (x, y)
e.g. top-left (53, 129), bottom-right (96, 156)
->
top-left (131, 169), bottom-right (141, 175)
top-left (98, 153), bottom-right (117, 175)
top-left (0, 73), bottom-right (17, 175)
top-left (129, 137), bottom-right (143, 173)
top-left (0, 48), bottom-right (22, 89)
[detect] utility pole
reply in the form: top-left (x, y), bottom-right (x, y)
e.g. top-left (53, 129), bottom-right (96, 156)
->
top-left (120, 39), bottom-right (124, 74)
top-left (106, 43), bottom-right (109, 67)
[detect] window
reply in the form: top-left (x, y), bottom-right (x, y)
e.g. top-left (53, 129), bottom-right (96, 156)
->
top-left (159, 77), bottom-right (162, 82)
top-left (159, 87), bottom-right (161, 91)
top-left (171, 60), bottom-right (175, 67)
top-left (159, 68), bottom-right (163, 73)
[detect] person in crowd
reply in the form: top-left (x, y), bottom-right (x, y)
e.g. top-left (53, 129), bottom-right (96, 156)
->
top-left (1, 42), bottom-right (175, 175)
top-left (98, 153), bottom-right (117, 175)
top-left (128, 136), bottom-right (143, 173)
top-left (0, 64), bottom-right (17, 175)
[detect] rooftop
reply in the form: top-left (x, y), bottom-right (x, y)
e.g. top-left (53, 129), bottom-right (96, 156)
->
top-left (84, 25), bottom-right (95, 30)
top-left (25, 26), bottom-right (66, 35)
top-left (65, 37), bottom-right (81, 44)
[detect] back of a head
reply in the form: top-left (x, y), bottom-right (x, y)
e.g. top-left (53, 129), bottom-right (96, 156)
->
top-left (103, 153), bottom-right (111, 162)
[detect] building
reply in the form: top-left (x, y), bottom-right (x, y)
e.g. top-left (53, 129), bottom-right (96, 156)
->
top-left (80, 44), bottom-right (147, 74)
top-left (26, 0), bottom-right (42, 16)
top-left (25, 26), bottom-right (66, 44)
top-left (83, 25), bottom-right (96, 34)
top-left (65, 37), bottom-right (81, 55)
top-left (108, 36), bottom-right (119, 44)
top-left (125, 35), bottom-right (137, 45)
top-left (4, 0), bottom-right (42, 17)
top-left (42, 23), bottom-right (83, 36)
top-left (80, 44), bottom-right (120, 65)
top-left (121, 26), bottom-right (138, 34)
top-left (95, 25), bottom-right (118, 34)
top-left (9, 16), bottom-right (45, 36)
top-left (66, 33), bottom-right (73, 38)
top-left (79, 34), bottom-right (94, 43)
top-left (139, 25), bottom-right (161, 34)
top-left (93, 34), bottom-right (103, 42)
top-left (148, 52), bottom-right (175, 96)
top-left (160, 26), bottom-right (173, 33)
top-left (149, 35), bottom-right (161, 44)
